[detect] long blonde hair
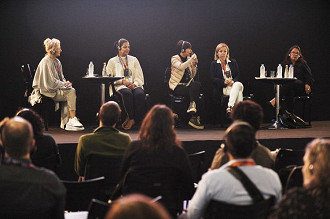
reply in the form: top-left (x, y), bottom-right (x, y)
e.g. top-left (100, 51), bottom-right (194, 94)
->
top-left (214, 43), bottom-right (230, 61)
top-left (43, 38), bottom-right (60, 55)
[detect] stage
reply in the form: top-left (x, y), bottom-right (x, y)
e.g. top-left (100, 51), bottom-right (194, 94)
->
top-left (50, 121), bottom-right (330, 181)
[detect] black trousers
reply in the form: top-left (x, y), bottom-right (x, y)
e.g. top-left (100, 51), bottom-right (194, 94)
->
top-left (118, 87), bottom-right (146, 123)
top-left (280, 79), bottom-right (305, 113)
top-left (172, 81), bottom-right (201, 104)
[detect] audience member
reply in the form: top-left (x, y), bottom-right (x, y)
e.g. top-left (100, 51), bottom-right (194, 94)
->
top-left (106, 38), bottom-right (147, 130)
top-left (169, 40), bottom-right (204, 129)
top-left (0, 117), bottom-right (66, 219)
top-left (0, 117), bottom-right (9, 161)
top-left (32, 38), bottom-right (84, 131)
top-left (120, 104), bottom-right (195, 217)
top-left (16, 108), bottom-right (61, 170)
top-left (106, 194), bottom-right (171, 219)
top-left (210, 100), bottom-right (275, 170)
top-left (75, 101), bottom-right (131, 180)
top-left (269, 138), bottom-right (330, 218)
top-left (187, 121), bottom-right (282, 219)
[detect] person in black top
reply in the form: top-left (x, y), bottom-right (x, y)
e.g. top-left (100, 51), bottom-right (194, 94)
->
top-left (16, 108), bottom-right (61, 172)
top-left (269, 138), bottom-right (330, 218)
top-left (269, 45), bottom-right (314, 113)
top-left (120, 104), bottom-right (195, 217)
top-left (209, 43), bottom-right (244, 115)
top-left (0, 117), bottom-right (66, 219)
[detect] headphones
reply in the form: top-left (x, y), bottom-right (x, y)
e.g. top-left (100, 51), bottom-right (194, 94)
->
top-left (51, 49), bottom-right (56, 55)
top-left (116, 39), bottom-right (122, 50)
top-left (181, 41), bottom-right (186, 53)
top-left (221, 120), bottom-right (255, 153)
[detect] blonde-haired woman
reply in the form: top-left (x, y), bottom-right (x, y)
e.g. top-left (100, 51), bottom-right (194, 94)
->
top-left (32, 38), bottom-right (84, 131)
top-left (209, 43), bottom-right (244, 115)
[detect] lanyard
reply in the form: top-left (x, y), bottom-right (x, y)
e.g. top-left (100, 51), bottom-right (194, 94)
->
top-left (230, 160), bottom-right (256, 167)
top-left (118, 56), bottom-right (128, 71)
top-left (54, 59), bottom-right (63, 81)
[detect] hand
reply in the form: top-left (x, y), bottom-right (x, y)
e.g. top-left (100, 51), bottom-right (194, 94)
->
top-left (122, 79), bottom-right (129, 87)
top-left (224, 79), bottom-right (230, 85)
top-left (64, 81), bottom-right (72, 87)
top-left (305, 84), bottom-right (311, 94)
top-left (127, 83), bottom-right (136, 90)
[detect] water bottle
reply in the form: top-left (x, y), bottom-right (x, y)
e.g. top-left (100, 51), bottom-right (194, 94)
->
top-left (276, 64), bottom-right (282, 78)
top-left (88, 61), bottom-right (94, 77)
top-left (102, 62), bottom-right (107, 76)
top-left (289, 64), bottom-right (294, 78)
top-left (284, 65), bottom-right (289, 78)
top-left (260, 64), bottom-right (266, 78)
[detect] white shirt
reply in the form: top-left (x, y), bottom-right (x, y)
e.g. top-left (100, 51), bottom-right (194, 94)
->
top-left (187, 159), bottom-right (282, 219)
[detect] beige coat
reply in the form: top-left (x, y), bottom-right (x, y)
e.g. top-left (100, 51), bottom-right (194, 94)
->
top-left (169, 55), bottom-right (197, 90)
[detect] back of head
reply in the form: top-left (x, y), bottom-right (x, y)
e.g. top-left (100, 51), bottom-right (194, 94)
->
top-left (44, 38), bottom-right (60, 55)
top-left (139, 105), bottom-right (178, 149)
top-left (99, 101), bottom-right (121, 126)
top-left (1, 117), bottom-right (34, 158)
top-left (106, 194), bottom-right (171, 219)
top-left (16, 108), bottom-right (44, 138)
top-left (230, 100), bottom-right (263, 130)
top-left (224, 121), bottom-right (256, 159)
top-left (305, 138), bottom-right (330, 189)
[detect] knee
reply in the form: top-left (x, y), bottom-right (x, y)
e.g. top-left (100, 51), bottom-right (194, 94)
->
top-left (233, 82), bottom-right (244, 90)
top-left (68, 88), bottom-right (76, 97)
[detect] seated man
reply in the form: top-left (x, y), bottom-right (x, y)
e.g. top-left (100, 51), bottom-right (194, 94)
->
top-left (0, 117), bottom-right (66, 219)
top-left (187, 121), bottom-right (282, 219)
top-left (210, 100), bottom-right (275, 170)
top-left (74, 101), bottom-right (132, 180)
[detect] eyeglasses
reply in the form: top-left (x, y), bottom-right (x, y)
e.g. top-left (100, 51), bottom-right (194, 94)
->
top-left (290, 52), bottom-right (300, 55)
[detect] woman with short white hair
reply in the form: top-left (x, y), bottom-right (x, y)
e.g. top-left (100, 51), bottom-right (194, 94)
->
top-left (32, 38), bottom-right (84, 131)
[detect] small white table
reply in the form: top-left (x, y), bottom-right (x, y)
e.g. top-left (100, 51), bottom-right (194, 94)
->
top-left (255, 77), bottom-right (297, 129)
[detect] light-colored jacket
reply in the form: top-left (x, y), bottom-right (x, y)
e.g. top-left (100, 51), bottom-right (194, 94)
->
top-left (106, 55), bottom-right (144, 96)
top-left (169, 55), bottom-right (197, 90)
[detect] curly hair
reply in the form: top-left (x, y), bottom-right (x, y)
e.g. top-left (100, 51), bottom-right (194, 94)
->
top-left (305, 138), bottom-right (330, 191)
top-left (16, 108), bottom-right (44, 138)
top-left (138, 105), bottom-right (180, 150)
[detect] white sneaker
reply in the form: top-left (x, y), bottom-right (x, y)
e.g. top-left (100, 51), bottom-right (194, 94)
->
top-left (65, 117), bottom-right (85, 131)
top-left (187, 101), bottom-right (197, 113)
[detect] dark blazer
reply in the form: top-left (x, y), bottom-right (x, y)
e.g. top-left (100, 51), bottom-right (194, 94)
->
top-left (209, 59), bottom-right (241, 103)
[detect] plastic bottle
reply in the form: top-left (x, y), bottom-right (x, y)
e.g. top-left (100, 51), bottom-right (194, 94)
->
top-left (289, 64), bottom-right (294, 78)
top-left (276, 64), bottom-right (282, 78)
top-left (88, 61), bottom-right (94, 77)
top-left (260, 64), bottom-right (266, 78)
top-left (284, 65), bottom-right (289, 78)
top-left (102, 62), bottom-right (107, 76)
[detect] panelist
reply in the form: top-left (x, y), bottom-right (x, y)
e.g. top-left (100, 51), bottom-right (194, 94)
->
top-left (169, 40), bottom-right (204, 129)
top-left (209, 43), bottom-right (244, 115)
top-left (32, 38), bottom-right (84, 131)
top-left (268, 45), bottom-right (314, 113)
top-left (106, 38), bottom-right (146, 130)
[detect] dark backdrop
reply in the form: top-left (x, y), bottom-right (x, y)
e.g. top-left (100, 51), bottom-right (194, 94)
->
top-left (1, 0), bottom-right (330, 125)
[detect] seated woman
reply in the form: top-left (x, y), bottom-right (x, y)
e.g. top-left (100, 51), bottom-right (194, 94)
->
top-left (32, 38), bottom-right (84, 131)
top-left (269, 45), bottom-right (314, 113)
top-left (16, 108), bottom-right (61, 171)
top-left (269, 138), bottom-right (330, 218)
top-left (209, 43), bottom-right (244, 115)
top-left (106, 38), bottom-right (146, 130)
top-left (169, 40), bottom-right (204, 129)
top-left (120, 105), bottom-right (195, 217)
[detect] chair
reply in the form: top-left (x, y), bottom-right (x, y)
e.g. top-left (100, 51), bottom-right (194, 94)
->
top-left (32, 153), bottom-right (61, 173)
top-left (204, 197), bottom-right (275, 219)
top-left (122, 167), bottom-right (185, 218)
top-left (62, 176), bottom-right (105, 211)
top-left (285, 165), bottom-right (303, 193)
top-left (274, 148), bottom-right (304, 189)
top-left (188, 150), bottom-right (206, 182)
top-left (88, 198), bottom-right (111, 219)
top-left (84, 155), bottom-right (123, 200)
top-left (164, 67), bottom-right (204, 127)
top-left (21, 64), bottom-right (55, 130)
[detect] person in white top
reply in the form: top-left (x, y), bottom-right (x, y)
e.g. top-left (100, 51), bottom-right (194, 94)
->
top-left (187, 121), bottom-right (282, 219)
top-left (106, 38), bottom-right (146, 130)
top-left (32, 38), bottom-right (84, 131)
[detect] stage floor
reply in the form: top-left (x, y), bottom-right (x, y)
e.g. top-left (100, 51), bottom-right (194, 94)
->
top-left (47, 121), bottom-right (330, 144)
